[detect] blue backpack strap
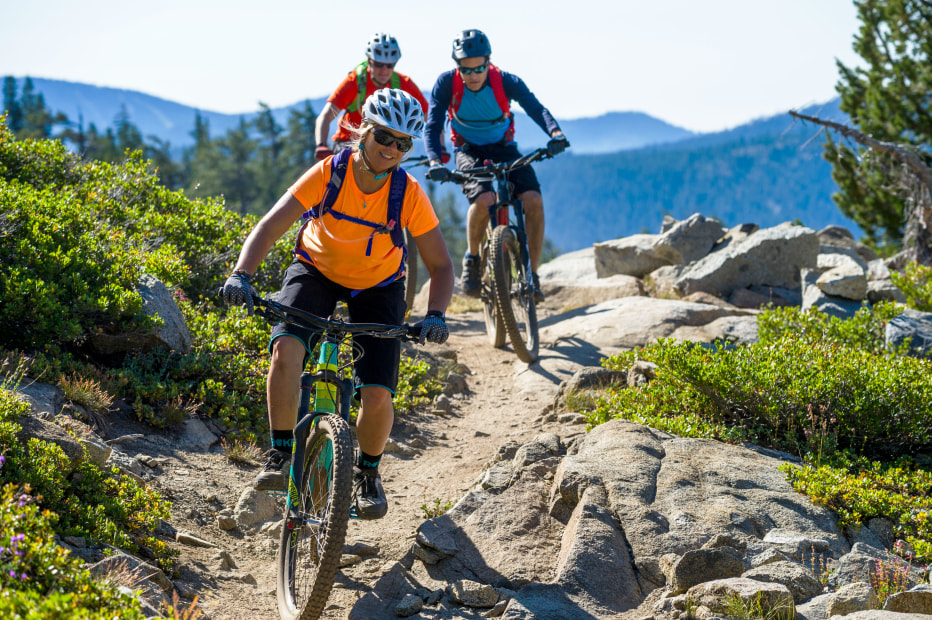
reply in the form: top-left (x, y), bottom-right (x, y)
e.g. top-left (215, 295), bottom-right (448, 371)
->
top-left (386, 167), bottom-right (408, 248)
top-left (308, 148), bottom-right (353, 219)
top-left (294, 149), bottom-right (354, 262)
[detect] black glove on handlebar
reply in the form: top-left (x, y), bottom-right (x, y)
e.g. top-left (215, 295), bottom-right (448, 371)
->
top-left (426, 165), bottom-right (452, 183)
top-left (415, 310), bottom-right (449, 344)
top-left (546, 136), bottom-right (569, 156)
top-left (221, 271), bottom-right (256, 315)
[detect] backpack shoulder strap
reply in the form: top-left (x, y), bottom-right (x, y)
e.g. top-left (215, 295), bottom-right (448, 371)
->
top-left (345, 61), bottom-right (370, 113)
top-left (308, 148), bottom-right (353, 219)
top-left (486, 64), bottom-right (510, 116)
top-left (386, 167), bottom-right (409, 248)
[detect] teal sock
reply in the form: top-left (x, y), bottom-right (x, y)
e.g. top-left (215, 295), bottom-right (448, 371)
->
top-left (357, 451), bottom-right (381, 470)
top-left (271, 429), bottom-right (293, 454)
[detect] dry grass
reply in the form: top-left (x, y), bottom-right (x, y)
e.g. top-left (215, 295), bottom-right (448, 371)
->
top-left (161, 396), bottom-right (201, 426)
top-left (446, 294), bottom-right (483, 314)
top-left (221, 437), bottom-right (262, 466)
top-left (59, 373), bottom-right (114, 415)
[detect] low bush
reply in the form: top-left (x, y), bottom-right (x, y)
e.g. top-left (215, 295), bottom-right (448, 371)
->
top-left (588, 304), bottom-right (932, 559)
top-left (891, 263), bottom-right (932, 312)
top-left (0, 483), bottom-right (147, 619)
top-left (0, 374), bottom-right (174, 572)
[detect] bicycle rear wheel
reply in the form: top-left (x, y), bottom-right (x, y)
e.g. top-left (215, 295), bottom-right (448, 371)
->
top-left (404, 229), bottom-right (418, 317)
top-left (480, 236), bottom-right (506, 348)
top-left (277, 414), bottom-right (353, 620)
top-left (490, 226), bottom-right (539, 363)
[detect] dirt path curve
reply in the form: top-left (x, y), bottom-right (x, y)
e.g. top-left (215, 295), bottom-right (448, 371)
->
top-left (149, 307), bottom-right (601, 620)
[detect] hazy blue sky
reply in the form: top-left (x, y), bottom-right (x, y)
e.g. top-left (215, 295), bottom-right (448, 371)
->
top-left (1, 0), bottom-right (862, 133)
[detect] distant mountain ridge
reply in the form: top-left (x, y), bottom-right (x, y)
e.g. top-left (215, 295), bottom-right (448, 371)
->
top-left (9, 77), bottom-right (859, 252)
top-left (13, 78), bottom-right (694, 155)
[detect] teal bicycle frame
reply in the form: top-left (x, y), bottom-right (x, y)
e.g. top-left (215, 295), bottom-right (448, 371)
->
top-left (285, 335), bottom-right (355, 521)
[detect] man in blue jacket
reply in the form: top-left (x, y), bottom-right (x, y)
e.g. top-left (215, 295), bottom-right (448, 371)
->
top-left (425, 29), bottom-right (569, 302)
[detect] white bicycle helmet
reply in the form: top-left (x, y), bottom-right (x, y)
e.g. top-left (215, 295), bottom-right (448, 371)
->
top-left (363, 88), bottom-right (424, 137)
top-left (366, 33), bottom-right (401, 64)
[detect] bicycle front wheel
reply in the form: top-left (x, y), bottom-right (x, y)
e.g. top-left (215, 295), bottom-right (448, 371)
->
top-left (490, 226), bottom-right (539, 363)
top-left (480, 236), bottom-right (506, 348)
top-left (277, 414), bottom-right (353, 620)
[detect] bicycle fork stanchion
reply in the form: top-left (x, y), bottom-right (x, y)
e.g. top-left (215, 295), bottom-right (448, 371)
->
top-left (285, 336), bottom-right (353, 529)
top-left (509, 197), bottom-right (535, 298)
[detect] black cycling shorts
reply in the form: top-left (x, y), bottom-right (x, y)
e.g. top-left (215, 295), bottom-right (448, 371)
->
top-left (269, 260), bottom-right (407, 395)
top-left (454, 141), bottom-right (541, 203)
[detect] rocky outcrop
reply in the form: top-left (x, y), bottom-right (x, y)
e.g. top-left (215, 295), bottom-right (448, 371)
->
top-left (85, 275), bottom-right (192, 358)
top-left (539, 215), bottom-right (907, 317)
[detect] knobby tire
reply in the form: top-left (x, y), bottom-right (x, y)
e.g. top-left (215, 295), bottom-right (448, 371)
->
top-left (489, 226), bottom-right (539, 363)
top-left (480, 235), bottom-right (506, 347)
top-left (276, 415), bottom-right (354, 620)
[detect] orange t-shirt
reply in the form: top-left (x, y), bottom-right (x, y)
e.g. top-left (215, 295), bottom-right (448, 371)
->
top-left (328, 68), bottom-right (429, 143)
top-left (289, 156), bottom-right (439, 290)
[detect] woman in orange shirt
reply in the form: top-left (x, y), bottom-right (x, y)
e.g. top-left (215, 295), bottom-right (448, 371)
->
top-left (222, 89), bottom-right (454, 520)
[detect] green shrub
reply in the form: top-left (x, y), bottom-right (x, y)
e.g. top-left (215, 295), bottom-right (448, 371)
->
top-left (0, 483), bottom-right (146, 620)
top-left (589, 304), bottom-right (932, 560)
top-left (0, 381), bottom-right (173, 571)
top-left (891, 263), bottom-right (932, 312)
top-left (757, 302), bottom-right (904, 355)
top-left (783, 453), bottom-right (932, 561)
top-left (593, 335), bottom-right (932, 460)
top-left (395, 356), bottom-right (443, 413)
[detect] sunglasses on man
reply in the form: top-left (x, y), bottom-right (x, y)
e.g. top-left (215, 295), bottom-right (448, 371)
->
top-left (457, 63), bottom-right (488, 76)
top-left (370, 61), bottom-right (395, 70)
top-left (372, 128), bottom-right (413, 152)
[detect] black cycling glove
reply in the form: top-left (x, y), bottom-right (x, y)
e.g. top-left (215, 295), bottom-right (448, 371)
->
top-left (416, 310), bottom-right (449, 344)
top-left (426, 165), bottom-right (451, 183)
top-left (546, 136), bottom-right (569, 156)
top-left (221, 271), bottom-right (256, 315)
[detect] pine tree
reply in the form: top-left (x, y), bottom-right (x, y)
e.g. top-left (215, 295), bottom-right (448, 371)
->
top-left (252, 102), bottom-right (285, 209)
top-left (218, 117), bottom-right (259, 215)
top-left (281, 100), bottom-right (318, 180)
top-left (827, 0), bottom-right (932, 252)
top-left (184, 112), bottom-right (225, 200)
top-left (2, 76), bottom-right (23, 133)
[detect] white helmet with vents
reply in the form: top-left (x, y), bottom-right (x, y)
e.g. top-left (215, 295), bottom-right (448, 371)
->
top-left (363, 88), bottom-right (424, 137)
top-left (366, 33), bottom-right (401, 64)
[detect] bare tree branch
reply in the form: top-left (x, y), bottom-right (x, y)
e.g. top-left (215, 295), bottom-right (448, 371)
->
top-left (789, 109), bottom-right (932, 266)
top-left (789, 110), bottom-right (932, 189)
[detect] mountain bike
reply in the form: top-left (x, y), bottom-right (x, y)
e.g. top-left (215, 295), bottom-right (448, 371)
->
top-left (249, 295), bottom-right (422, 620)
top-left (441, 147), bottom-right (559, 364)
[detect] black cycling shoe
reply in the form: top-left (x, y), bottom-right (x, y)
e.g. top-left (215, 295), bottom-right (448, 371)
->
top-left (462, 254), bottom-right (481, 298)
top-left (352, 466), bottom-right (388, 520)
top-left (254, 450), bottom-right (291, 491)
top-left (531, 272), bottom-right (544, 303)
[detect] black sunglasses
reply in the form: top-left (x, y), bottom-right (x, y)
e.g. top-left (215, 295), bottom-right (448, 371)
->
top-left (458, 63), bottom-right (488, 75)
top-left (372, 128), bottom-right (413, 152)
top-left (370, 60), bottom-right (395, 70)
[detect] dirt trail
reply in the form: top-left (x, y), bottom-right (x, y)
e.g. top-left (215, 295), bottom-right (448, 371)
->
top-left (129, 306), bottom-right (588, 620)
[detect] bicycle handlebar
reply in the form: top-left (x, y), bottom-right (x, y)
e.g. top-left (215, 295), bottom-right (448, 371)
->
top-left (446, 147), bottom-right (555, 185)
top-left (251, 295), bottom-right (422, 342)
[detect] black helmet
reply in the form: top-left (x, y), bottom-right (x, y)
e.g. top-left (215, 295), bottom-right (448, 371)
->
top-left (452, 29), bottom-right (491, 60)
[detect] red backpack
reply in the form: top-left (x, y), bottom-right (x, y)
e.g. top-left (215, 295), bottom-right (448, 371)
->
top-left (448, 63), bottom-right (513, 146)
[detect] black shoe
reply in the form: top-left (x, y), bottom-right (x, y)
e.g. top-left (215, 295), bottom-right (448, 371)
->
top-left (462, 254), bottom-right (480, 298)
top-left (352, 466), bottom-right (388, 520)
top-left (531, 272), bottom-right (544, 303)
top-left (254, 450), bottom-right (291, 491)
